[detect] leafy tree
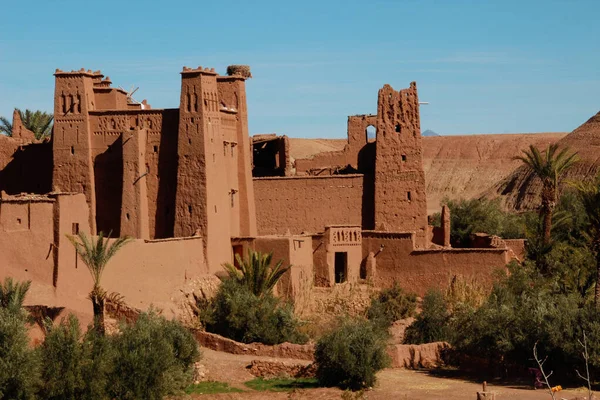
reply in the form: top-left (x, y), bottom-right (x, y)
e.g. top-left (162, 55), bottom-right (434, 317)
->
top-left (201, 279), bottom-right (306, 345)
top-left (404, 289), bottom-right (451, 344)
top-left (515, 144), bottom-right (579, 247)
top-left (0, 116), bottom-right (11, 137)
top-left (431, 198), bottom-right (528, 247)
top-left (0, 109), bottom-right (53, 139)
top-left (0, 278), bottom-right (31, 314)
top-left (222, 249), bottom-right (291, 297)
top-left (366, 283), bottom-right (417, 330)
top-left (315, 319), bottom-right (389, 390)
top-left (67, 232), bottom-right (132, 335)
top-left (571, 174), bottom-right (600, 306)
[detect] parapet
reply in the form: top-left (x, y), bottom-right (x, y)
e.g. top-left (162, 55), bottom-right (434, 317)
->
top-left (181, 66), bottom-right (217, 76)
top-left (54, 68), bottom-right (104, 78)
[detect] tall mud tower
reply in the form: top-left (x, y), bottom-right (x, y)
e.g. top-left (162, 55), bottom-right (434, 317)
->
top-left (374, 82), bottom-right (428, 248)
top-left (174, 67), bottom-right (256, 270)
top-left (52, 69), bottom-right (99, 233)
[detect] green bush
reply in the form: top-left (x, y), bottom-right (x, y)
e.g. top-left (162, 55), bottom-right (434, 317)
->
top-left (404, 289), bottom-right (451, 344)
top-left (0, 308), bottom-right (40, 400)
top-left (202, 279), bottom-right (307, 345)
top-left (108, 311), bottom-right (200, 400)
top-left (366, 283), bottom-right (417, 329)
top-left (432, 198), bottom-right (528, 247)
top-left (315, 319), bottom-right (389, 390)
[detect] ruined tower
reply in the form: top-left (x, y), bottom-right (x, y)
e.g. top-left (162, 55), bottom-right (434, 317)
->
top-left (52, 69), bottom-right (99, 232)
top-left (374, 82), bottom-right (428, 247)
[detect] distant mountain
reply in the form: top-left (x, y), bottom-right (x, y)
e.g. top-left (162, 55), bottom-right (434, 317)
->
top-left (422, 129), bottom-right (440, 137)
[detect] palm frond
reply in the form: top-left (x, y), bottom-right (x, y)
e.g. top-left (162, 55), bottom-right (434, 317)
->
top-left (0, 277), bottom-right (31, 312)
top-left (0, 116), bottom-right (12, 136)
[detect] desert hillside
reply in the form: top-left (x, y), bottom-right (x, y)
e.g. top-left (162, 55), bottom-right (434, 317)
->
top-left (288, 133), bottom-right (566, 214)
top-left (488, 111), bottom-right (600, 211)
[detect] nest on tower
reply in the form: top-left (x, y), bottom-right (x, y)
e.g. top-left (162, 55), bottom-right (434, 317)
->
top-left (226, 65), bottom-right (252, 78)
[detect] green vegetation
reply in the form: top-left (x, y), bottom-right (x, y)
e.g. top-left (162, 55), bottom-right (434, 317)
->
top-left (185, 381), bottom-right (243, 394)
top-left (432, 197), bottom-right (528, 247)
top-left (404, 289), bottom-right (451, 344)
top-left (200, 278), bottom-right (307, 345)
top-left (0, 109), bottom-right (54, 139)
top-left (314, 319), bottom-right (389, 390)
top-left (222, 249), bottom-right (291, 297)
top-left (67, 232), bottom-right (132, 335)
top-left (515, 144), bottom-right (579, 246)
top-left (366, 282), bottom-right (417, 329)
top-left (244, 377), bottom-right (319, 392)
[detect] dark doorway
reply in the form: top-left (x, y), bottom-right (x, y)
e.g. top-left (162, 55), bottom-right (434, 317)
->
top-left (334, 252), bottom-right (348, 284)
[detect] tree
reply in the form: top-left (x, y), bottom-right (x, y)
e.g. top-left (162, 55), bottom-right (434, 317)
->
top-left (571, 174), bottom-right (600, 306)
top-left (515, 144), bottom-right (579, 247)
top-left (0, 278), bottom-right (31, 314)
top-left (0, 116), bottom-right (11, 137)
top-left (67, 232), bottom-right (132, 334)
top-left (0, 109), bottom-right (54, 139)
top-left (222, 249), bottom-right (291, 297)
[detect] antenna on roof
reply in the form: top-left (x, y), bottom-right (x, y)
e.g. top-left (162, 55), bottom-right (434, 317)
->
top-left (119, 85), bottom-right (141, 105)
top-left (419, 102), bottom-right (429, 105)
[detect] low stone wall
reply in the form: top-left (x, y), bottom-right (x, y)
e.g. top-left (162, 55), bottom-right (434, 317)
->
top-left (193, 330), bottom-right (315, 361)
top-left (387, 342), bottom-right (450, 369)
top-left (248, 360), bottom-right (316, 379)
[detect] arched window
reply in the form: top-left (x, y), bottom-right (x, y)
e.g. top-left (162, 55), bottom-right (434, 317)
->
top-left (366, 125), bottom-right (376, 143)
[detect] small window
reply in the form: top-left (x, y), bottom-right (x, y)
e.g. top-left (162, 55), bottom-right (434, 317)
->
top-left (126, 213), bottom-right (130, 221)
top-left (401, 154), bottom-right (407, 162)
top-left (407, 191), bottom-right (412, 201)
top-left (395, 124), bottom-right (401, 133)
top-left (72, 223), bottom-right (79, 235)
top-left (188, 138), bottom-right (192, 145)
top-left (16, 218), bottom-right (22, 225)
top-left (153, 145), bottom-right (158, 153)
top-left (188, 205), bottom-right (192, 214)
top-left (70, 146), bottom-right (75, 155)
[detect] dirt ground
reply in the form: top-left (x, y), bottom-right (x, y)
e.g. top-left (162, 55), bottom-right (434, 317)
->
top-left (175, 348), bottom-right (589, 399)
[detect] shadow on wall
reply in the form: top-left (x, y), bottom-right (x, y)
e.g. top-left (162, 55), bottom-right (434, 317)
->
top-left (359, 143), bottom-right (375, 230)
top-left (154, 111), bottom-right (179, 238)
top-left (0, 142), bottom-right (52, 194)
top-left (94, 136), bottom-right (123, 237)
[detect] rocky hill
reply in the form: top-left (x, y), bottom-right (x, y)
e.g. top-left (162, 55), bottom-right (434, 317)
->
top-left (288, 132), bottom-right (567, 214)
top-left (487, 111), bottom-right (600, 211)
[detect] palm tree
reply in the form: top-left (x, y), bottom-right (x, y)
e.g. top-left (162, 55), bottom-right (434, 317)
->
top-left (0, 115), bottom-right (11, 136)
top-left (571, 174), bottom-right (600, 306)
top-left (0, 277), bottom-right (31, 314)
top-left (223, 250), bottom-right (291, 297)
top-left (0, 109), bottom-right (53, 139)
top-left (515, 144), bottom-right (579, 246)
top-left (67, 232), bottom-right (132, 334)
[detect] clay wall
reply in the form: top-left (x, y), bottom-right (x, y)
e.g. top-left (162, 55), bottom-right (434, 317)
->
top-left (253, 175), bottom-right (366, 235)
top-left (254, 235), bottom-right (313, 311)
top-left (362, 231), bottom-right (509, 296)
top-left (317, 225), bottom-right (363, 286)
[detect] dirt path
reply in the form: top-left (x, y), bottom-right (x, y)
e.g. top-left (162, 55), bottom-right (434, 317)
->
top-left (180, 349), bottom-right (588, 399)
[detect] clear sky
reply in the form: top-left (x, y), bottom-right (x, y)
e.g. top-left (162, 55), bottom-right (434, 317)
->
top-left (1, 0), bottom-right (598, 138)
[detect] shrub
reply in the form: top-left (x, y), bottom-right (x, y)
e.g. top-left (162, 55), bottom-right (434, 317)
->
top-left (202, 279), bottom-right (307, 345)
top-left (404, 289), bottom-right (451, 344)
top-left (108, 311), bottom-right (200, 400)
top-left (315, 319), bottom-right (389, 390)
top-left (366, 283), bottom-right (417, 329)
top-left (0, 308), bottom-right (40, 400)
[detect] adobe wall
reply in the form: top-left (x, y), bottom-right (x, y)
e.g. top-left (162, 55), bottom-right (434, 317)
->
top-left (317, 225), bottom-right (363, 286)
top-left (254, 235), bottom-right (313, 312)
top-left (362, 231), bottom-right (509, 296)
top-left (253, 175), bottom-right (366, 235)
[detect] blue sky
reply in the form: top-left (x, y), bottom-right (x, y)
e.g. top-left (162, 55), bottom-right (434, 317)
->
top-left (1, 0), bottom-right (598, 137)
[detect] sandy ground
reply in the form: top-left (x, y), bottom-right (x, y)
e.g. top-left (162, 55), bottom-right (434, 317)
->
top-left (174, 348), bottom-right (589, 399)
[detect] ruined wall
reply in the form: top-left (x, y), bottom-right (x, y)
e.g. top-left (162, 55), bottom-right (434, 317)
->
top-left (253, 175), bottom-right (366, 235)
top-left (374, 83), bottom-right (428, 248)
top-left (362, 231), bottom-right (509, 296)
top-left (0, 136), bottom-right (52, 195)
top-left (295, 115), bottom-right (376, 174)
